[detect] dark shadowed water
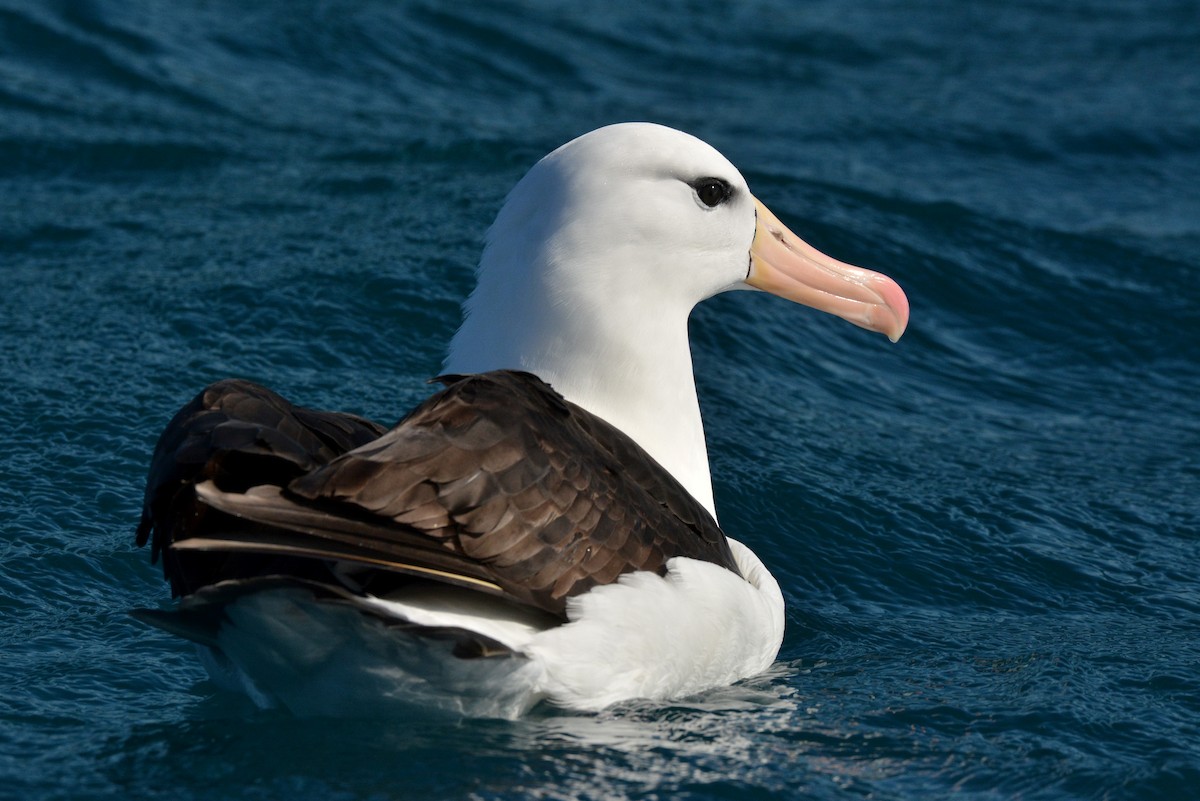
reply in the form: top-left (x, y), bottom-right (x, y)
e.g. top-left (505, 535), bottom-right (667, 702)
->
top-left (2, 1), bottom-right (1198, 799)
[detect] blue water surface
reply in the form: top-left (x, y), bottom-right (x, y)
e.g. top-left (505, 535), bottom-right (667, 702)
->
top-left (1, 1), bottom-right (1198, 799)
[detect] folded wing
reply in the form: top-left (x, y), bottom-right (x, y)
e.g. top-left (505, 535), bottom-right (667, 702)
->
top-left (137, 371), bottom-right (739, 619)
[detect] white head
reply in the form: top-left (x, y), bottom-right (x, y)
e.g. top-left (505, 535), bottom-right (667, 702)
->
top-left (445, 123), bottom-right (908, 516)
top-left (449, 125), bottom-right (753, 373)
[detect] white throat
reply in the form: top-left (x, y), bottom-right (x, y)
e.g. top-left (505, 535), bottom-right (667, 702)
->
top-left (443, 252), bottom-right (717, 519)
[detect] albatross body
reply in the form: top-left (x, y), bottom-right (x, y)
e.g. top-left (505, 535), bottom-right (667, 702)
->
top-left (134, 123), bottom-right (908, 718)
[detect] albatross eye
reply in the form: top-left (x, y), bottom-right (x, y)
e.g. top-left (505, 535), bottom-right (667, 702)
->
top-left (692, 178), bottom-right (732, 208)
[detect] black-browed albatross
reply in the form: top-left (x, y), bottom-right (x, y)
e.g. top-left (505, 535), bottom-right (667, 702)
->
top-left (134, 122), bottom-right (908, 718)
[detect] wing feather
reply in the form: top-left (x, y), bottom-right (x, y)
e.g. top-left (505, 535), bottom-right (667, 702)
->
top-left (135, 379), bottom-right (388, 596)
top-left (137, 371), bottom-right (740, 617)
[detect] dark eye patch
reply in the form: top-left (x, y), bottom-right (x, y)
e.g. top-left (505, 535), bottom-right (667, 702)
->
top-left (690, 177), bottom-right (732, 208)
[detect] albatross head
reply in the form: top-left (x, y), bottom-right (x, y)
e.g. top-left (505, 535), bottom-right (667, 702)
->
top-left (445, 122), bottom-right (908, 516)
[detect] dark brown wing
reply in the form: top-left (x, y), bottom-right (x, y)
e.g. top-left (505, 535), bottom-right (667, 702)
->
top-left (138, 371), bottom-right (740, 618)
top-left (135, 378), bottom-right (389, 596)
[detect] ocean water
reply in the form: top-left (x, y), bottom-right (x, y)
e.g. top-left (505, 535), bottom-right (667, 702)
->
top-left (2, 0), bottom-right (1198, 798)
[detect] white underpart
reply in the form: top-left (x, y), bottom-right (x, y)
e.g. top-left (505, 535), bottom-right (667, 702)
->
top-left (383, 538), bottom-right (782, 712)
top-left (528, 538), bottom-right (784, 710)
top-left (200, 539), bottom-right (782, 717)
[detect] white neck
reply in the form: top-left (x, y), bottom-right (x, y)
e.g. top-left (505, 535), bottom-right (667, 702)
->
top-left (443, 250), bottom-right (717, 519)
